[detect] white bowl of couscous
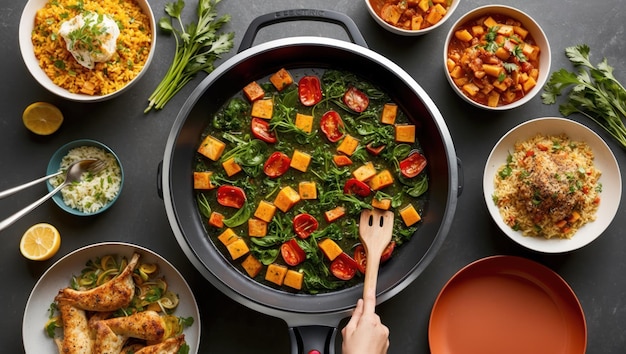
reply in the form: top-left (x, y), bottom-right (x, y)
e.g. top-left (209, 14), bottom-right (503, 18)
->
top-left (19, 0), bottom-right (155, 102)
top-left (444, 5), bottom-right (550, 110)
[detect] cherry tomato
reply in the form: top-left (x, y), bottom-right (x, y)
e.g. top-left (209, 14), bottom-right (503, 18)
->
top-left (353, 244), bottom-right (367, 274)
top-left (251, 117), bottom-right (277, 143)
top-left (343, 178), bottom-right (371, 197)
top-left (366, 142), bottom-right (385, 156)
top-left (380, 241), bottom-right (396, 263)
top-left (399, 151), bottom-right (427, 178)
top-left (330, 252), bottom-right (358, 280)
top-left (353, 241), bottom-right (396, 274)
top-left (320, 110), bottom-right (345, 142)
top-left (293, 213), bottom-right (319, 239)
top-left (216, 185), bottom-right (246, 209)
top-left (298, 76), bottom-right (322, 106)
top-left (281, 239), bottom-right (306, 266)
top-left (263, 151), bottom-right (291, 178)
top-left (343, 86), bottom-right (369, 113)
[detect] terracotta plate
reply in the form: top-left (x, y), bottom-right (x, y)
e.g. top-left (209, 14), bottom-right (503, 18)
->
top-left (429, 256), bottom-right (586, 354)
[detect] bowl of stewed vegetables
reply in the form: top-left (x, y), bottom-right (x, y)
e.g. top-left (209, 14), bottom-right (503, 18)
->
top-left (443, 5), bottom-right (551, 110)
top-left (365, 0), bottom-right (459, 36)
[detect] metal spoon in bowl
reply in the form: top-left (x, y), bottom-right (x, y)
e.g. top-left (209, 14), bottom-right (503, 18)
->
top-left (0, 159), bottom-right (107, 232)
top-left (359, 208), bottom-right (394, 304)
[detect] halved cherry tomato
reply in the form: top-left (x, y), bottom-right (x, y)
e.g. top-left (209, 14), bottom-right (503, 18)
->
top-left (380, 241), bottom-right (396, 263)
top-left (251, 117), bottom-right (277, 143)
top-left (353, 241), bottom-right (395, 274)
top-left (293, 213), bottom-right (319, 239)
top-left (330, 252), bottom-right (358, 280)
top-left (298, 76), bottom-right (322, 106)
top-left (344, 178), bottom-right (371, 197)
top-left (366, 143), bottom-right (386, 156)
top-left (343, 86), bottom-right (369, 113)
top-left (263, 151), bottom-right (291, 178)
top-left (216, 185), bottom-right (246, 208)
top-left (353, 244), bottom-right (367, 274)
top-left (281, 238), bottom-right (306, 266)
top-left (399, 151), bottom-right (427, 178)
top-left (320, 110), bottom-right (344, 142)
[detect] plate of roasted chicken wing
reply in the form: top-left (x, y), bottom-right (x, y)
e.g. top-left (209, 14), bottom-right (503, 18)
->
top-left (22, 242), bottom-right (200, 353)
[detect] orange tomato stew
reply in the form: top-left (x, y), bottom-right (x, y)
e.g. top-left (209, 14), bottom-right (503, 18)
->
top-left (446, 14), bottom-right (541, 108)
top-left (370, 0), bottom-right (452, 31)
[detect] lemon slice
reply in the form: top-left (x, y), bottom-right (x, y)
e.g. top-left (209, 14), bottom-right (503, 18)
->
top-left (20, 223), bottom-right (61, 261)
top-left (22, 102), bottom-right (64, 135)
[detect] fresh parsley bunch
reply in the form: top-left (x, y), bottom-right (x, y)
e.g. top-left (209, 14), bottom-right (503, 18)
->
top-left (542, 44), bottom-right (626, 148)
top-left (145, 0), bottom-right (234, 112)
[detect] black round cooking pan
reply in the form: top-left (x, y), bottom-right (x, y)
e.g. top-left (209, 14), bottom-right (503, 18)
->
top-left (160, 9), bottom-right (460, 353)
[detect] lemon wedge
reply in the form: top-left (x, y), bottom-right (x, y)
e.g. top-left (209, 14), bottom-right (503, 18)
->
top-left (20, 223), bottom-right (61, 261)
top-left (22, 102), bottom-right (64, 135)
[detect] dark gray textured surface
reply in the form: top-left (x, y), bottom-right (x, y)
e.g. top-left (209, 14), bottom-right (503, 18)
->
top-left (1, 0), bottom-right (625, 352)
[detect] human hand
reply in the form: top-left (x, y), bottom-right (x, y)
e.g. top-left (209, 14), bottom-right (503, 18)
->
top-left (341, 296), bottom-right (389, 354)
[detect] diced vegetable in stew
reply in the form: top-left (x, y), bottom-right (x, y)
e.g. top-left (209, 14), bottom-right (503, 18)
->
top-left (194, 68), bottom-right (429, 294)
top-left (446, 13), bottom-right (541, 107)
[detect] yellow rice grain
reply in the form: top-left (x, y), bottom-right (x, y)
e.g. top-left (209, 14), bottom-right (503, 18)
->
top-left (32, 0), bottom-right (152, 96)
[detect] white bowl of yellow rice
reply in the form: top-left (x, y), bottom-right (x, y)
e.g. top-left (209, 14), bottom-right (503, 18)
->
top-left (484, 117), bottom-right (621, 253)
top-left (19, 0), bottom-right (155, 102)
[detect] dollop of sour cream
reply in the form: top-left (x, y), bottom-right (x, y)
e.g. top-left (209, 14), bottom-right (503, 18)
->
top-left (58, 12), bottom-right (120, 69)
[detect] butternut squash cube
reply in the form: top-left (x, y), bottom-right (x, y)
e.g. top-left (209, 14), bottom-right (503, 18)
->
top-left (298, 181), bottom-right (317, 200)
top-left (462, 83), bottom-right (480, 97)
top-left (208, 211), bottom-right (224, 228)
top-left (487, 91), bottom-right (501, 108)
top-left (449, 66), bottom-right (463, 79)
top-left (295, 113), bottom-right (314, 133)
top-left (411, 15), bottom-right (424, 30)
top-left (290, 150), bottom-right (312, 172)
top-left (242, 254), bottom-right (263, 278)
top-left (226, 238), bottom-right (249, 260)
top-left (193, 171), bottom-right (214, 190)
top-left (513, 25), bottom-right (529, 39)
top-left (381, 104), bottom-right (398, 125)
top-left (218, 228), bottom-right (238, 246)
top-left (274, 186), bottom-right (301, 212)
top-left (336, 135), bottom-right (359, 156)
top-left (417, 0), bottom-right (429, 12)
top-left (284, 269), bottom-right (304, 290)
top-left (372, 197), bottom-right (392, 210)
top-left (368, 170), bottom-right (394, 191)
top-left (395, 124), bottom-right (416, 143)
top-left (483, 16), bottom-right (498, 29)
top-left (400, 204), bottom-right (421, 226)
top-left (265, 263), bottom-right (288, 286)
top-left (454, 29), bottom-right (473, 42)
top-left (251, 98), bottom-right (273, 119)
top-left (425, 3), bottom-right (446, 25)
top-left (496, 25), bottom-right (514, 36)
top-left (222, 157), bottom-right (242, 177)
top-left (471, 25), bottom-right (485, 37)
top-left (353, 162), bottom-right (377, 182)
top-left (248, 218), bottom-right (268, 237)
top-left (332, 154), bottom-right (353, 167)
top-left (522, 75), bottom-right (537, 93)
top-left (324, 206), bottom-right (346, 223)
top-left (483, 64), bottom-right (503, 78)
top-left (197, 135), bottom-right (226, 161)
top-left (254, 200), bottom-right (277, 222)
top-left (495, 47), bottom-right (510, 60)
top-left (318, 238), bottom-right (343, 261)
top-left (269, 68), bottom-right (293, 91)
top-left (243, 81), bottom-right (265, 101)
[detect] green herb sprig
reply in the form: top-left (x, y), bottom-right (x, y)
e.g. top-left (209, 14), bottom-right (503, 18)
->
top-left (542, 44), bottom-right (626, 148)
top-left (145, 0), bottom-right (234, 112)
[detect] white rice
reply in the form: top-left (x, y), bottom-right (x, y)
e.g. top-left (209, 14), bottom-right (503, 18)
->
top-left (50, 146), bottom-right (122, 213)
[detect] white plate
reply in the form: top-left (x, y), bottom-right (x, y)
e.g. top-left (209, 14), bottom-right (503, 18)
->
top-left (22, 242), bottom-right (200, 353)
top-left (483, 117), bottom-right (622, 253)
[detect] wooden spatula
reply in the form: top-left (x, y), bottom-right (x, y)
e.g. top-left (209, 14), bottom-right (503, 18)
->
top-left (359, 208), bottom-right (394, 300)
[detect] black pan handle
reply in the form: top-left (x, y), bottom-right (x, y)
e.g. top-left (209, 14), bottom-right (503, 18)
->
top-left (238, 9), bottom-right (368, 52)
top-left (456, 157), bottom-right (464, 197)
top-left (289, 326), bottom-right (337, 354)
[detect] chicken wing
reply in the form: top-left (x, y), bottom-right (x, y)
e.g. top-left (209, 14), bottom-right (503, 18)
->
top-left (133, 335), bottom-right (186, 354)
top-left (55, 300), bottom-right (93, 354)
top-left (91, 320), bottom-right (125, 354)
top-left (97, 310), bottom-right (166, 342)
top-left (55, 253), bottom-right (140, 312)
